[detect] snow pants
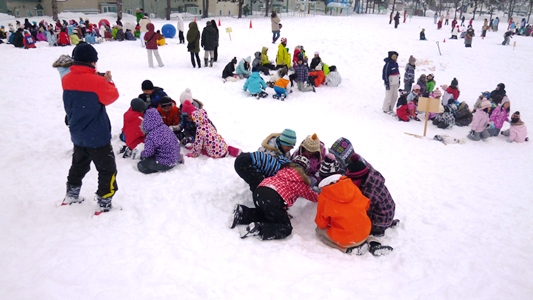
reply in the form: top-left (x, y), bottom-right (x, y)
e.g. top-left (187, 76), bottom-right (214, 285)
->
top-left (234, 153), bottom-right (265, 192)
top-left (67, 144), bottom-right (118, 199)
top-left (147, 49), bottom-right (164, 68)
top-left (137, 157), bottom-right (174, 174)
top-left (382, 75), bottom-right (400, 112)
top-left (238, 186), bottom-right (292, 240)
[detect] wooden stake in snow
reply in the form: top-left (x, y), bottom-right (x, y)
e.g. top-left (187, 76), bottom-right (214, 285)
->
top-left (405, 97), bottom-right (441, 138)
top-left (226, 27), bottom-right (232, 41)
top-left (436, 41), bottom-right (442, 56)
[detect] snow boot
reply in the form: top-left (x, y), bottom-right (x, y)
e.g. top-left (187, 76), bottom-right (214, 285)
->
top-left (369, 241), bottom-right (394, 257)
top-left (280, 94), bottom-right (286, 101)
top-left (95, 195), bottom-right (113, 215)
top-left (209, 59), bottom-right (213, 67)
top-left (272, 95), bottom-right (279, 100)
top-left (229, 204), bottom-right (243, 229)
top-left (240, 222), bottom-right (262, 239)
top-left (62, 183), bottom-right (84, 205)
top-left (204, 58), bottom-right (208, 67)
top-left (346, 242), bottom-right (369, 256)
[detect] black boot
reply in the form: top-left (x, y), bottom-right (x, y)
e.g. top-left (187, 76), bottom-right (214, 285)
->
top-left (191, 57), bottom-right (196, 68)
top-left (204, 58), bottom-right (208, 67)
top-left (209, 59), bottom-right (213, 67)
top-left (196, 56), bottom-right (201, 68)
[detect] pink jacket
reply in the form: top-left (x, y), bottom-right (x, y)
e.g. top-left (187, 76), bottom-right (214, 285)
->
top-left (190, 109), bottom-right (228, 158)
top-left (508, 124), bottom-right (528, 142)
top-left (489, 105), bottom-right (509, 129)
top-left (259, 167), bottom-right (318, 207)
top-left (471, 110), bottom-right (489, 132)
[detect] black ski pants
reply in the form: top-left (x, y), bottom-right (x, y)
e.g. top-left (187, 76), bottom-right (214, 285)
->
top-left (67, 144), bottom-right (118, 199)
top-left (234, 153), bottom-right (265, 192)
top-left (239, 186), bottom-right (292, 240)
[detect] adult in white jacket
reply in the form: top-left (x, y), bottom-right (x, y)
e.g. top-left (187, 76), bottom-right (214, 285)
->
top-left (139, 15), bottom-right (151, 47)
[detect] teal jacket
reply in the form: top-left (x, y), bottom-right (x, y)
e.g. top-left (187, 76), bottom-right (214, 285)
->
top-left (243, 72), bottom-right (267, 94)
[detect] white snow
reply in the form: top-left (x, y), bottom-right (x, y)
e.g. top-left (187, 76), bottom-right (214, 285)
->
top-left (1, 11), bottom-right (532, 299)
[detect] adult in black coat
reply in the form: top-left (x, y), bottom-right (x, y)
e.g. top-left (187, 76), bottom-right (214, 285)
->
top-left (210, 20), bottom-right (219, 62)
top-left (394, 12), bottom-right (400, 29)
top-left (201, 21), bottom-right (217, 67)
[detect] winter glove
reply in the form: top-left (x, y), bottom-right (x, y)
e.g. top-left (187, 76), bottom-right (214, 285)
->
top-left (169, 125), bottom-right (182, 132)
top-left (132, 143), bottom-right (145, 160)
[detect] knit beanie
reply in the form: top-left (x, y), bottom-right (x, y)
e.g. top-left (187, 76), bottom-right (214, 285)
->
top-left (318, 153), bottom-right (340, 179)
top-left (279, 129), bottom-right (297, 147)
top-left (130, 98), bottom-right (147, 113)
top-left (408, 55), bottom-right (416, 64)
top-left (292, 155), bottom-right (309, 171)
top-left (159, 96), bottom-right (173, 107)
top-left (141, 80), bottom-right (154, 91)
top-left (346, 160), bottom-right (369, 178)
top-left (451, 78), bottom-right (459, 87)
top-left (301, 133), bottom-right (321, 155)
top-left (511, 111), bottom-right (520, 122)
top-left (179, 88), bottom-right (193, 105)
top-left (432, 88), bottom-right (442, 98)
top-left (497, 83), bottom-right (506, 90)
top-left (481, 99), bottom-right (491, 109)
top-left (181, 100), bottom-right (197, 116)
top-left (329, 137), bottom-right (354, 163)
top-left (72, 43), bottom-right (98, 63)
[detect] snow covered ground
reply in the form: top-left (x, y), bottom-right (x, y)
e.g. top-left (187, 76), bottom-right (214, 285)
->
top-left (1, 11), bottom-right (532, 299)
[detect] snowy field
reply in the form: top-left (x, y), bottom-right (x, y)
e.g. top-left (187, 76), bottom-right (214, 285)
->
top-left (1, 10), bottom-right (532, 300)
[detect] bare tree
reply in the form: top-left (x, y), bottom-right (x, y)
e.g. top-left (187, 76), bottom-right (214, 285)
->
top-left (452, 0), bottom-right (461, 18)
top-left (265, 0), bottom-right (271, 16)
top-left (52, 0), bottom-right (58, 21)
top-left (117, 0), bottom-right (123, 19)
top-left (528, 0), bottom-right (533, 22)
top-left (165, 0), bottom-right (170, 20)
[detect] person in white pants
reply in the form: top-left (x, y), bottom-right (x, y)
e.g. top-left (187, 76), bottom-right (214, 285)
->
top-left (144, 23), bottom-right (164, 68)
top-left (381, 51), bottom-right (400, 114)
top-left (139, 15), bottom-right (151, 47)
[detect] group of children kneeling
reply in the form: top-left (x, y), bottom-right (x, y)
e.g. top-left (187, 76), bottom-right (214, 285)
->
top-left (230, 131), bottom-right (398, 256)
top-left (119, 80), bottom-right (241, 174)
top-left (221, 39), bottom-right (342, 100)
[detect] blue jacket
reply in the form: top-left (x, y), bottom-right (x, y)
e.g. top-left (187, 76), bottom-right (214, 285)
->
top-left (243, 72), bottom-right (267, 94)
top-left (235, 58), bottom-right (251, 76)
top-left (62, 64), bottom-right (119, 148)
top-left (382, 58), bottom-right (400, 87)
top-left (294, 64), bottom-right (309, 83)
top-left (138, 87), bottom-right (168, 109)
top-left (249, 151), bottom-right (290, 177)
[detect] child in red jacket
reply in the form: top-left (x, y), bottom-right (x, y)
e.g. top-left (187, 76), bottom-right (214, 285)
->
top-left (120, 98), bottom-right (147, 158)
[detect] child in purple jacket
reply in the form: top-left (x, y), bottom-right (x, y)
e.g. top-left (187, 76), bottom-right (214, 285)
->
top-left (488, 98), bottom-right (510, 136)
top-left (137, 108), bottom-right (183, 174)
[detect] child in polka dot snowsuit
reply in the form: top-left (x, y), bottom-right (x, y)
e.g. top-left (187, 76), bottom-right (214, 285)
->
top-left (186, 108), bottom-right (229, 158)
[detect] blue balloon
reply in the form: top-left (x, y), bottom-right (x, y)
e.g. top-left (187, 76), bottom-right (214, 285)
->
top-left (161, 24), bottom-right (176, 38)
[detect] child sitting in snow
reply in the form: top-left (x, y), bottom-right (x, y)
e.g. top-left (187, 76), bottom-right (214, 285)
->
top-left (315, 174), bottom-right (393, 256)
top-left (293, 56), bottom-right (315, 93)
top-left (427, 88), bottom-right (442, 120)
top-left (120, 98), bottom-right (147, 158)
top-left (157, 97), bottom-right (182, 137)
top-left (454, 101), bottom-right (473, 126)
top-left (467, 99), bottom-right (491, 141)
top-left (420, 28), bottom-right (427, 40)
top-left (234, 151), bottom-right (291, 192)
top-left (243, 67), bottom-right (268, 99)
top-left (272, 74), bottom-right (291, 100)
top-left (345, 155), bottom-right (398, 237)
top-left (156, 30), bottom-right (166, 46)
top-left (432, 103), bottom-right (456, 129)
top-left (501, 111), bottom-right (529, 143)
top-left (488, 98), bottom-right (510, 136)
top-left (137, 108), bottom-right (183, 174)
top-left (183, 103), bottom-right (240, 158)
top-left (324, 65), bottom-right (342, 87)
top-left (222, 57), bottom-right (239, 82)
top-left (396, 90), bottom-right (416, 122)
top-left (291, 133), bottom-right (327, 186)
top-left (235, 56), bottom-right (252, 79)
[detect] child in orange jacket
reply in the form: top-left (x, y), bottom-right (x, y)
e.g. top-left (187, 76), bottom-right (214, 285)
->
top-left (315, 174), bottom-right (393, 256)
top-left (273, 74), bottom-right (291, 100)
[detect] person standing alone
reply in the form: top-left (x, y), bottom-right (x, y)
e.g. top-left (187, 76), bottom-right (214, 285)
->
top-left (271, 10), bottom-right (281, 44)
top-left (382, 51), bottom-right (400, 114)
top-left (61, 43), bottom-right (120, 215)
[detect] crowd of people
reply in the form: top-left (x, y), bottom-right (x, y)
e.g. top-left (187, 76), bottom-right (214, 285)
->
top-left (18, 8), bottom-right (524, 255)
top-left (381, 51), bottom-right (528, 143)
